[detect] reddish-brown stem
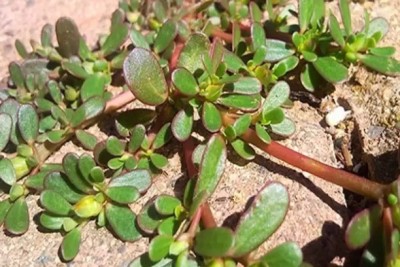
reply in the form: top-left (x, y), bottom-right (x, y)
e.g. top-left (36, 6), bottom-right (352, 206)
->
top-left (183, 137), bottom-right (218, 228)
top-left (170, 42), bottom-right (185, 70)
top-left (104, 90), bottom-right (136, 114)
top-left (188, 208), bottom-right (202, 237)
top-left (223, 114), bottom-right (389, 200)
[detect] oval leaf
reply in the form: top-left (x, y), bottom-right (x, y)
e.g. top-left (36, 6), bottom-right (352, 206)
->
top-left (259, 242), bottom-right (303, 267)
top-left (312, 57), bottom-right (348, 83)
top-left (61, 228), bottom-right (81, 261)
top-left (194, 227), bottom-right (234, 257)
top-left (202, 102), bottom-right (222, 133)
top-left (0, 158), bottom-right (16, 186)
top-left (178, 33), bottom-right (210, 73)
top-left (40, 190), bottom-right (73, 216)
top-left (231, 182), bottom-right (289, 257)
top-left (105, 203), bottom-right (141, 241)
top-left (172, 68), bottom-right (199, 96)
top-left (124, 48), bottom-right (168, 106)
top-left (4, 197), bottom-right (29, 235)
top-left (172, 107), bottom-right (193, 142)
top-left (0, 113), bottom-right (12, 151)
top-left (106, 186), bottom-right (140, 204)
top-left (18, 104), bottom-right (39, 144)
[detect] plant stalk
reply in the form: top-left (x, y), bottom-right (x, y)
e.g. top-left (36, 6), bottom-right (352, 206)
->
top-left (223, 114), bottom-right (389, 200)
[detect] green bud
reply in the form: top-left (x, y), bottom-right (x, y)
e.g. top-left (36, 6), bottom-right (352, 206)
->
top-left (169, 240), bottom-right (189, 255)
top-left (224, 259), bottom-right (236, 267)
top-left (65, 87), bottom-right (79, 102)
top-left (207, 259), bottom-right (224, 267)
top-left (93, 60), bottom-right (108, 72)
top-left (73, 195), bottom-right (103, 218)
top-left (392, 206), bottom-right (400, 229)
top-left (388, 194), bottom-right (398, 206)
top-left (345, 52), bottom-right (357, 63)
top-left (97, 209), bottom-right (106, 227)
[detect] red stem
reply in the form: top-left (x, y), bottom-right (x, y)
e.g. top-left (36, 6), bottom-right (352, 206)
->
top-left (237, 125), bottom-right (389, 200)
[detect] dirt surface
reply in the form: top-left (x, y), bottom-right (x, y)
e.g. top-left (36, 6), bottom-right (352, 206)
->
top-left (0, 0), bottom-right (399, 267)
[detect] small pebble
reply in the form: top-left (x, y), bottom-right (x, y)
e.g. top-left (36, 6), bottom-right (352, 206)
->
top-left (325, 106), bottom-right (351, 127)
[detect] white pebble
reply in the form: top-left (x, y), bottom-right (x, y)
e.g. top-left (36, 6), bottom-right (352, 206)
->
top-left (325, 106), bottom-right (351, 127)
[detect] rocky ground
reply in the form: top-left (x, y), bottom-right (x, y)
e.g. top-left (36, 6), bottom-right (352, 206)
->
top-left (0, 0), bottom-right (399, 266)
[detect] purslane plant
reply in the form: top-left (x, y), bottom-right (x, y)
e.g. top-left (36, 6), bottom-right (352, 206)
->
top-left (0, 0), bottom-right (400, 266)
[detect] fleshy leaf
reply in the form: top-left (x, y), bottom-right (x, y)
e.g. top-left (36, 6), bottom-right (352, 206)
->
top-left (262, 81), bottom-right (290, 113)
top-left (4, 197), bottom-right (29, 235)
top-left (109, 169), bottom-right (151, 193)
top-left (194, 227), bottom-right (234, 257)
top-left (81, 73), bottom-right (107, 102)
top-left (137, 201), bottom-right (165, 234)
top-left (359, 54), bottom-right (400, 75)
top-left (270, 118), bottom-right (296, 137)
top-left (299, 0), bottom-right (313, 32)
top-left (217, 94), bottom-right (261, 111)
top-left (105, 203), bottom-right (141, 241)
top-left (202, 102), bottom-right (222, 133)
top-left (130, 29), bottom-right (150, 50)
top-left (76, 130), bottom-right (97, 150)
top-left (44, 172), bottom-right (85, 204)
top-left (155, 195), bottom-right (181, 216)
top-left (255, 123), bottom-right (271, 144)
top-left (128, 124), bottom-right (146, 153)
top-left (0, 99), bottom-right (20, 145)
top-left (329, 14), bottom-right (345, 47)
top-left (61, 228), bottom-right (81, 261)
top-left (40, 190), bottom-right (73, 216)
top-left (339, 0), bottom-right (352, 35)
top-left (231, 183), bottom-right (289, 257)
top-left (312, 57), bottom-right (348, 83)
top-left (228, 77), bottom-right (261, 95)
top-left (0, 113), bottom-right (13, 151)
top-left (63, 153), bottom-right (93, 193)
top-left (178, 33), bottom-right (210, 73)
top-left (264, 39), bottom-right (295, 62)
top-left (101, 23), bottom-right (129, 57)
top-left (194, 134), bottom-right (226, 203)
top-left (231, 139), bottom-right (256, 160)
top-left (17, 104), bottom-right (39, 144)
top-left (152, 123), bottom-right (172, 150)
top-left (345, 205), bottom-right (382, 249)
top-left (106, 136), bottom-right (125, 156)
top-left (150, 153), bottom-right (169, 169)
top-left (149, 235), bottom-right (174, 262)
top-left (258, 242), bottom-right (303, 267)
top-left (39, 212), bottom-right (64, 230)
top-left (172, 107), bottom-right (193, 142)
top-left (55, 17), bottom-right (81, 58)
top-left (172, 68), bottom-right (199, 97)
top-left (0, 158), bottom-right (16, 186)
top-left (154, 20), bottom-right (177, 54)
top-left (300, 63), bottom-right (322, 92)
top-left (106, 186), bottom-right (140, 204)
top-left (124, 48), bottom-right (168, 106)
top-left (369, 47), bottom-right (396, 57)
top-left (364, 17), bottom-right (389, 40)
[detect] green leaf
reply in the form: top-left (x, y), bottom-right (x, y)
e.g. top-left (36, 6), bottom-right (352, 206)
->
top-left (0, 158), bottom-right (16, 186)
top-left (105, 203), bottom-right (141, 241)
top-left (364, 17), bottom-right (389, 40)
top-left (41, 23), bottom-right (53, 47)
top-left (71, 96), bottom-right (105, 127)
top-left (172, 68), bottom-right (199, 96)
top-left (0, 99), bottom-right (20, 145)
top-left (272, 56), bottom-right (299, 78)
top-left (9, 62), bottom-right (25, 88)
top-left (158, 217), bottom-right (180, 236)
top-left (231, 139), bottom-right (256, 160)
top-left (154, 20), bottom-right (177, 54)
top-left (250, 2), bottom-right (262, 22)
top-left (262, 81), bottom-right (290, 114)
top-left (63, 153), bottom-right (93, 193)
top-left (194, 134), bottom-right (226, 201)
top-left (15, 39), bottom-right (28, 59)
top-left (329, 14), bottom-right (345, 47)
top-left (149, 235), bottom-right (174, 262)
top-left (90, 167), bottom-right (105, 183)
top-left (78, 154), bottom-right (95, 183)
top-left (137, 201), bottom-right (165, 234)
top-left (178, 33), bottom-right (210, 73)
top-left (116, 109), bottom-right (156, 137)
top-left (24, 171), bottom-right (46, 191)
top-left (265, 39), bottom-right (295, 62)
top-left (108, 169), bottom-right (151, 193)
top-left (218, 94), bottom-right (261, 111)
top-left (252, 46), bottom-right (267, 66)
top-left (224, 50), bottom-right (246, 72)
top-left (228, 77), bottom-right (261, 95)
top-left (259, 242), bottom-right (303, 267)
top-left (312, 57), bottom-right (348, 83)
top-left (0, 199), bottom-right (12, 226)
top-left (106, 186), bottom-right (140, 204)
top-left (210, 39), bottom-right (224, 74)
top-left (36, 98), bottom-right (55, 112)
top-left (369, 47), bottom-right (396, 57)
top-left (79, 37), bottom-right (93, 61)
top-left (130, 29), bottom-right (150, 50)
top-left (271, 118), bottom-right (296, 137)
top-left (76, 130), bottom-right (97, 150)
top-left (124, 48), bottom-right (168, 106)
top-left (61, 228), bottom-right (81, 261)
top-left (152, 123), bottom-right (172, 150)
top-left (300, 63), bottom-right (322, 92)
top-left (40, 190), bottom-right (72, 216)
top-left (359, 54), bottom-right (400, 75)
top-left (150, 153), bottom-right (169, 169)
top-left (128, 124), bottom-right (146, 153)
top-left (0, 113), bottom-right (12, 151)
top-left (47, 130), bottom-right (66, 143)
top-left (101, 23), bottom-right (129, 57)
top-left (4, 197), bottom-right (29, 235)
top-left (108, 158), bottom-right (124, 170)
top-left (345, 205), bottom-right (382, 249)
top-left (339, 0), bottom-right (352, 35)
top-left (202, 102), bottom-right (222, 133)
top-left (106, 136), bottom-right (125, 156)
top-left (194, 227), bottom-right (234, 257)
top-left (299, 0), bottom-right (313, 32)
top-left (232, 114), bottom-right (252, 136)
top-left (129, 254), bottom-right (173, 267)
top-left (262, 108), bottom-right (285, 125)
top-left (18, 104), bottom-right (39, 144)
top-left (172, 107), bottom-right (193, 142)
top-left (155, 195), bottom-right (181, 216)
top-left (44, 172), bottom-right (85, 204)
top-left (62, 60), bottom-right (89, 79)
top-left (231, 183), bottom-right (289, 257)
top-left (55, 17), bottom-right (81, 58)
top-left (310, 0), bottom-right (325, 28)
top-left (255, 123), bottom-right (271, 144)
top-left (81, 73), bottom-right (107, 102)
top-left (39, 212), bottom-right (64, 230)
